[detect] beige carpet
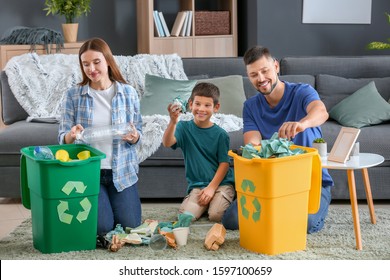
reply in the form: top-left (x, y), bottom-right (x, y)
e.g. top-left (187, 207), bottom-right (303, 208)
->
top-left (0, 205), bottom-right (389, 260)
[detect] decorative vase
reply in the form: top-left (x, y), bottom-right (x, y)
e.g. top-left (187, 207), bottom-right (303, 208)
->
top-left (62, 23), bottom-right (79, 43)
top-left (313, 142), bottom-right (327, 158)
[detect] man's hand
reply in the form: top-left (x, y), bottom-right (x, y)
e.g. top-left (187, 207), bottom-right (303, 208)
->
top-left (278, 121), bottom-right (305, 140)
top-left (278, 100), bottom-right (329, 140)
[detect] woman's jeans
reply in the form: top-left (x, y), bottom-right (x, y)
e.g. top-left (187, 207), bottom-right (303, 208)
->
top-left (222, 185), bottom-right (332, 234)
top-left (97, 169), bottom-right (142, 235)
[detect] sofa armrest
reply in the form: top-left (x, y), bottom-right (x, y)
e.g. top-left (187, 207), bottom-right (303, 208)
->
top-left (0, 71), bottom-right (29, 126)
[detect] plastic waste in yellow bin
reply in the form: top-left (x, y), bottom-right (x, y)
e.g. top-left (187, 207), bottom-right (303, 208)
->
top-left (228, 145), bottom-right (322, 255)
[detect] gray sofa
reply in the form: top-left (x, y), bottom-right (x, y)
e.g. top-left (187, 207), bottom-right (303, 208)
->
top-left (1, 56), bottom-right (389, 200)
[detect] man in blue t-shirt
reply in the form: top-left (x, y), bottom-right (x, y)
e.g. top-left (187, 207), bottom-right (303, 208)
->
top-left (222, 46), bottom-right (334, 233)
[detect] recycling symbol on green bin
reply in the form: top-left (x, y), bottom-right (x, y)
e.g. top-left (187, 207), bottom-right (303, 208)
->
top-left (56, 181), bottom-right (91, 225)
top-left (240, 179), bottom-right (261, 222)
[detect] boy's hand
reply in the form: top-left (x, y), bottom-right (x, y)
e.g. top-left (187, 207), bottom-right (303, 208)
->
top-left (167, 103), bottom-right (181, 124)
top-left (198, 186), bottom-right (216, 206)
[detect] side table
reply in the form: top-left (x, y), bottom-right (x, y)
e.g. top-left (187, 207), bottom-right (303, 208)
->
top-left (321, 153), bottom-right (384, 250)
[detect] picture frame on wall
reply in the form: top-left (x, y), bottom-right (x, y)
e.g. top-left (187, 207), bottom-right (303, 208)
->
top-left (328, 127), bottom-right (361, 163)
top-left (302, 0), bottom-right (372, 24)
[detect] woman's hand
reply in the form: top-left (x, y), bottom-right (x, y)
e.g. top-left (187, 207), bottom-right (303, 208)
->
top-left (123, 123), bottom-right (139, 144)
top-left (65, 124), bottom-right (84, 144)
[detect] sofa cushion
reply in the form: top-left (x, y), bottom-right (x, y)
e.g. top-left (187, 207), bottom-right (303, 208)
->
top-left (280, 56), bottom-right (390, 78)
top-left (141, 74), bottom-right (197, 116)
top-left (328, 81), bottom-right (390, 128)
top-left (0, 121), bottom-right (59, 166)
top-left (280, 74), bottom-right (315, 87)
top-left (142, 74), bottom-right (247, 117)
top-left (316, 74), bottom-right (390, 110)
top-left (0, 71), bottom-right (28, 125)
top-left (197, 75), bottom-right (246, 117)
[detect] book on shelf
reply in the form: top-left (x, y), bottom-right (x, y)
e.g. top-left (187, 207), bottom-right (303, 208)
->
top-left (185, 11), bottom-right (193, 36)
top-left (158, 11), bottom-right (170, 37)
top-left (171, 11), bottom-right (187, 37)
top-left (180, 11), bottom-right (189, 37)
top-left (153, 10), bottom-right (165, 37)
top-left (152, 13), bottom-right (160, 37)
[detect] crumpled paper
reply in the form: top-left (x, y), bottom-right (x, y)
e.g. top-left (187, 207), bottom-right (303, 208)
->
top-left (155, 212), bottom-right (194, 233)
top-left (154, 212), bottom-right (194, 249)
top-left (242, 132), bottom-right (306, 159)
top-left (105, 220), bottom-right (159, 246)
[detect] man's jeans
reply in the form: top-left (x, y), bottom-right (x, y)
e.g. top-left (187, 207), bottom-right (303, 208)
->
top-left (97, 169), bottom-right (142, 235)
top-left (222, 186), bottom-right (332, 234)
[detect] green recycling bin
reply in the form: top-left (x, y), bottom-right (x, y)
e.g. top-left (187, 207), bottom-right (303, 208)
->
top-left (20, 144), bottom-right (106, 254)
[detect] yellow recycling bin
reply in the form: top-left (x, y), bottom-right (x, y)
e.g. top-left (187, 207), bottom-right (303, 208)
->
top-left (228, 145), bottom-right (322, 255)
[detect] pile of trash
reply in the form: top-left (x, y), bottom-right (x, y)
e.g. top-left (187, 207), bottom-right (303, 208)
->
top-left (239, 132), bottom-right (306, 159)
top-left (103, 212), bottom-right (194, 252)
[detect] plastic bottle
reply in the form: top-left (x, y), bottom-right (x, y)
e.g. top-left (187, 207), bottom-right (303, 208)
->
top-left (33, 146), bottom-right (55, 160)
top-left (171, 96), bottom-right (187, 113)
top-left (76, 123), bottom-right (134, 143)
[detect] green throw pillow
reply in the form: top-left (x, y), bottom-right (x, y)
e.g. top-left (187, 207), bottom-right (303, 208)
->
top-left (141, 74), bottom-right (197, 116)
top-left (142, 74), bottom-right (246, 117)
top-left (197, 75), bottom-right (246, 117)
top-left (329, 81), bottom-right (390, 128)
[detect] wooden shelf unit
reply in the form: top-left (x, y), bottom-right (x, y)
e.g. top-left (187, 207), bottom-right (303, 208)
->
top-left (0, 42), bottom-right (83, 70)
top-left (137, 0), bottom-right (237, 57)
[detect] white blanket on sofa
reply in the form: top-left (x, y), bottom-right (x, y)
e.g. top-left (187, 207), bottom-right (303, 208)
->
top-left (5, 52), bottom-right (188, 120)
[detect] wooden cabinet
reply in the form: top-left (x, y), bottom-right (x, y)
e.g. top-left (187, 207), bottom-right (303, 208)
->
top-left (137, 0), bottom-right (237, 57)
top-left (0, 42), bottom-right (83, 70)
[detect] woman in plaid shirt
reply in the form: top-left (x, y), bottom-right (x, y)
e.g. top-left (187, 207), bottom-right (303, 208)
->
top-left (58, 38), bottom-right (143, 243)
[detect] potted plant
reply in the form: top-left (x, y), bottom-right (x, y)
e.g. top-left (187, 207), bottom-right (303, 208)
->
top-left (366, 12), bottom-right (390, 50)
top-left (312, 138), bottom-right (327, 158)
top-left (44, 0), bottom-right (92, 43)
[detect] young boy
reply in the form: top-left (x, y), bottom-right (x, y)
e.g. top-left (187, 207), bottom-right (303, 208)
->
top-left (162, 82), bottom-right (235, 222)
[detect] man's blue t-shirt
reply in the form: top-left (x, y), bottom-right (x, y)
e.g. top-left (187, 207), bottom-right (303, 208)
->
top-left (243, 81), bottom-right (333, 187)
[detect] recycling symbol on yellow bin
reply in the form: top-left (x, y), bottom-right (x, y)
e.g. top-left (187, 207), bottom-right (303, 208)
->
top-left (56, 181), bottom-right (91, 224)
top-left (240, 179), bottom-right (261, 222)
